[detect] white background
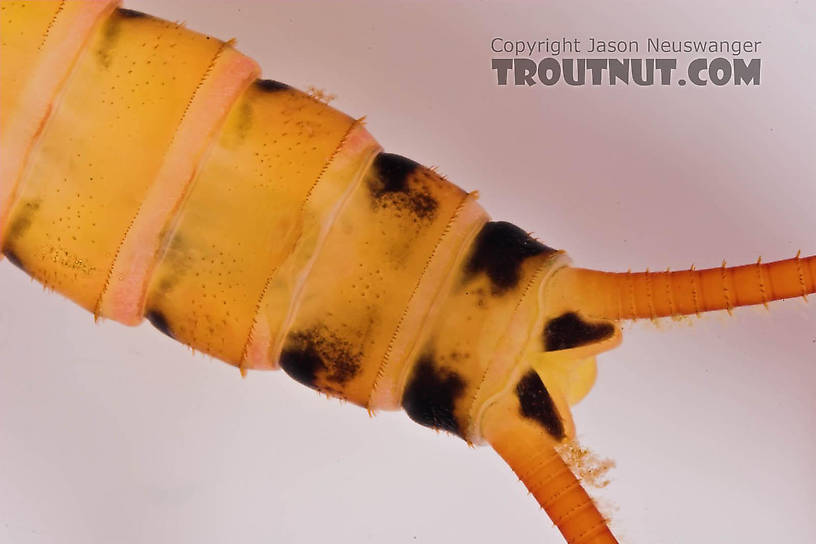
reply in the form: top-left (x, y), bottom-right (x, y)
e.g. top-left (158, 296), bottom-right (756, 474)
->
top-left (2, 1), bottom-right (815, 543)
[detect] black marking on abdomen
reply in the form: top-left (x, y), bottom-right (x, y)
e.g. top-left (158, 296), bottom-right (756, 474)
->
top-left (96, 11), bottom-right (122, 69)
top-left (256, 79), bottom-right (291, 92)
top-left (367, 153), bottom-right (438, 221)
top-left (118, 8), bottom-right (148, 18)
top-left (464, 221), bottom-right (555, 295)
top-left (544, 312), bottom-right (615, 351)
top-left (4, 199), bottom-right (41, 243)
top-left (2, 247), bottom-right (26, 273)
top-left (515, 370), bottom-right (565, 439)
top-left (146, 309), bottom-right (175, 340)
top-left (280, 327), bottom-right (361, 390)
top-left (402, 355), bottom-right (466, 436)
top-left (372, 153), bottom-right (418, 192)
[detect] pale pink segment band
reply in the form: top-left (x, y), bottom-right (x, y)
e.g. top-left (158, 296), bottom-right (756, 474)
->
top-left (97, 47), bottom-right (260, 324)
top-left (0, 0), bottom-right (120, 246)
top-left (241, 124), bottom-right (382, 371)
top-left (368, 195), bottom-right (489, 409)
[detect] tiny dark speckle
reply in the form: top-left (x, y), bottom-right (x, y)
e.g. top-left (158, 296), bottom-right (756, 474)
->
top-left (117, 8), bottom-right (148, 18)
top-left (464, 221), bottom-right (555, 295)
top-left (402, 356), bottom-right (466, 436)
top-left (515, 370), bottom-right (565, 439)
top-left (2, 247), bottom-right (26, 273)
top-left (256, 79), bottom-right (291, 92)
top-left (146, 310), bottom-right (174, 340)
top-left (544, 312), bottom-right (614, 351)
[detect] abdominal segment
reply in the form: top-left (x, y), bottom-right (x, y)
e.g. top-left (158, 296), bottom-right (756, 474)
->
top-left (1, 3), bottom-right (569, 436)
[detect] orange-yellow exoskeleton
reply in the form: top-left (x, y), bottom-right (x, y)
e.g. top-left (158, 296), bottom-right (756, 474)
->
top-left (2, 3), bottom-right (814, 543)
